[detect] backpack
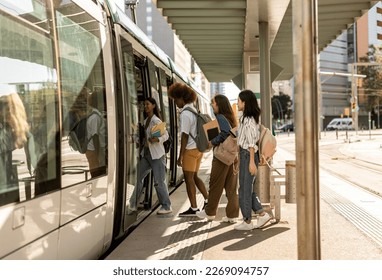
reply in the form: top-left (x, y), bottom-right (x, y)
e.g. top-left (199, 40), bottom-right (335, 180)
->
top-left (163, 134), bottom-right (173, 153)
top-left (68, 111), bottom-right (99, 154)
top-left (182, 107), bottom-right (212, 152)
top-left (258, 124), bottom-right (277, 166)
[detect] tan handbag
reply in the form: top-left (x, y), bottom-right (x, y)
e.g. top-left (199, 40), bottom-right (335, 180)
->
top-left (213, 134), bottom-right (238, 165)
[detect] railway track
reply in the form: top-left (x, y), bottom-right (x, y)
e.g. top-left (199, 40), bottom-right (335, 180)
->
top-left (277, 136), bottom-right (382, 248)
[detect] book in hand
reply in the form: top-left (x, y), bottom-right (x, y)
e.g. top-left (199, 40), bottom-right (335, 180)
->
top-left (151, 122), bottom-right (166, 138)
top-left (203, 119), bottom-right (220, 141)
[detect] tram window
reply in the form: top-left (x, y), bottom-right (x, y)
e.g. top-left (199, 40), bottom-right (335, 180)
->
top-left (148, 62), bottom-right (161, 113)
top-left (54, 1), bottom-right (107, 186)
top-left (120, 38), bottom-right (140, 204)
top-left (0, 0), bottom-right (59, 206)
top-left (159, 71), bottom-right (170, 129)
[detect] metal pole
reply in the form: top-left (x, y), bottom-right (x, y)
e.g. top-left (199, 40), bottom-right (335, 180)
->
top-left (126, 1), bottom-right (139, 24)
top-left (292, 0), bottom-right (321, 259)
top-left (259, 22), bottom-right (272, 129)
top-left (130, 5), bottom-right (137, 24)
top-left (354, 65), bottom-right (359, 132)
top-left (378, 98), bottom-right (380, 128)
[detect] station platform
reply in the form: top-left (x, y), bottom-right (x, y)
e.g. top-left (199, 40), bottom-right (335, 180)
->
top-left (106, 132), bottom-right (382, 260)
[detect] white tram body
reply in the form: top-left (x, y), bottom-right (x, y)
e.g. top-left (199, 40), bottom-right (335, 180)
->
top-left (0, 0), bottom-right (211, 259)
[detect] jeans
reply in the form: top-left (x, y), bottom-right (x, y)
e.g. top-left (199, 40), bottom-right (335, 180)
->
top-left (238, 147), bottom-right (263, 221)
top-left (130, 147), bottom-right (171, 210)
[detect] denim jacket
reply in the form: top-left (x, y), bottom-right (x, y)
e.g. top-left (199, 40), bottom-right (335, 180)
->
top-left (211, 114), bottom-right (231, 146)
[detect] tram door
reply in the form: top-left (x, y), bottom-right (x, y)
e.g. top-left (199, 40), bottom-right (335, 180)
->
top-left (146, 59), bottom-right (164, 208)
top-left (158, 69), bottom-right (178, 188)
top-left (147, 62), bottom-right (175, 187)
top-left (116, 37), bottom-right (141, 232)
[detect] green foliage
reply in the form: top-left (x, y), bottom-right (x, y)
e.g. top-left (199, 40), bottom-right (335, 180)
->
top-left (358, 45), bottom-right (382, 111)
top-left (271, 93), bottom-right (292, 121)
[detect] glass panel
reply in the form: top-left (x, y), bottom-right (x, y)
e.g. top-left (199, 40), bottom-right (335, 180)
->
top-left (120, 38), bottom-right (140, 208)
top-left (55, 1), bottom-right (107, 186)
top-left (158, 70), bottom-right (172, 181)
top-left (159, 71), bottom-right (170, 137)
top-left (0, 0), bottom-right (59, 206)
top-left (149, 64), bottom-right (161, 112)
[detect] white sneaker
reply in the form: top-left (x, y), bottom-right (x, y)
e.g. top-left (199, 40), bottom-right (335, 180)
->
top-left (196, 210), bottom-right (215, 220)
top-left (221, 216), bottom-right (237, 223)
top-left (157, 207), bottom-right (172, 215)
top-left (234, 221), bottom-right (255, 230)
top-left (254, 212), bottom-right (271, 228)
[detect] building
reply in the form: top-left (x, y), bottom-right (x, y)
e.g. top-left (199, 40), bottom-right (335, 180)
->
top-left (210, 83), bottom-right (226, 97)
top-left (318, 2), bottom-right (382, 129)
top-left (124, 0), bottom-right (210, 96)
top-left (319, 32), bottom-right (350, 128)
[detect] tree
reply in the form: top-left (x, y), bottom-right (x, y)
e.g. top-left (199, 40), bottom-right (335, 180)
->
top-left (358, 45), bottom-right (382, 112)
top-left (271, 93), bottom-right (293, 121)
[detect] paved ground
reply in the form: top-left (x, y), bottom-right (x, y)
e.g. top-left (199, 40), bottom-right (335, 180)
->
top-left (106, 130), bottom-right (382, 260)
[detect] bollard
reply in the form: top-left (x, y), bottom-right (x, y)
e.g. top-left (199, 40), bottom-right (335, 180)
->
top-left (285, 160), bottom-right (296, 203)
top-left (253, 164), bottom-right (270, 203)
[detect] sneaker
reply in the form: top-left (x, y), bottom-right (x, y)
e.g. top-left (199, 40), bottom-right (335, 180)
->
top-left (157, 207), bottom-right (172, 215)
top-left (221, 216), bottom-right (237, 223)
top-left (196, 210), bottom-right (215, 220)
top-left (254, 212), bottom-right (271, 228)
top-left (234, 221), bottom-right (255, 231)
top-left (178, 207), bottom-right (199, 217)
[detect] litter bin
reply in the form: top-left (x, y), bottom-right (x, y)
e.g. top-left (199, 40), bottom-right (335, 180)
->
top-left (253, 164), bottom-right (270, 203)
top-left (285, 160), bottom-right (296, 203)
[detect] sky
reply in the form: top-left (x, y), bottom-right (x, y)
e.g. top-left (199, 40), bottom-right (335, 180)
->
top-left (225, 82), bottom-right (240, 103)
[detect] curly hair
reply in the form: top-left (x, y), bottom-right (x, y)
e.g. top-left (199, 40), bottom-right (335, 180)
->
top-left (168, 82), bottom-right (197, 104)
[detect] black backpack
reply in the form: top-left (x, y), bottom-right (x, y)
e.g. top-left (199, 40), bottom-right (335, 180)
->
top-left (163, 134), bottom-right (173, 153)
top-left (68, 111), bottom-right (99, 154)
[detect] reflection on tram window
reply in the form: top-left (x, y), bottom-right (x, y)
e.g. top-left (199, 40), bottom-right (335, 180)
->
top-left (0, 0), bottom-right (59, 207)
top-left (55, 1), bottom-right (108, 186)
top-left (121, 39), bottom-right (140, 202)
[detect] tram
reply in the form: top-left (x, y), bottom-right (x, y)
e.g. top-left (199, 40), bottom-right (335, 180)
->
top-left (0, 0), bottom-right (210, 259)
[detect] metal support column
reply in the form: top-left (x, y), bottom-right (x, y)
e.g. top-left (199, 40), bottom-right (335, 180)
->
top-left (259, 22), bottom-right (272, 129)
top-left (292, 0), bottom-right (321, 259)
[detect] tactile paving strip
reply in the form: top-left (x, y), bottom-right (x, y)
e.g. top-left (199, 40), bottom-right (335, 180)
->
top-left (158, 196), bottom-right (211, 260)
top-left (321, 186), bottom-right (382, 247)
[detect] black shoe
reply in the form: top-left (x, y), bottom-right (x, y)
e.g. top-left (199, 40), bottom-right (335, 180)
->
top-left (178, 207), bottom-right (199, 217)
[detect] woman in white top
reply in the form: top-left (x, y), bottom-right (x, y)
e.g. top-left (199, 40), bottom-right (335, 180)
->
top-left (129, 97), bottom-right (172, 215)
top-left (235, 90), bottom-right (271, 230)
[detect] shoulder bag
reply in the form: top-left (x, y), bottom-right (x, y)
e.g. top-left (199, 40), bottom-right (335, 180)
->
top-left (213, 115), bottom-right (238, 165)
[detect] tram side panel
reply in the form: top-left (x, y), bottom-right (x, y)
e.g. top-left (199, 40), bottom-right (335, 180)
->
top-left (0, 0), bottom-right (62, 259)
top-left (0, 0), bottom-right (115, 259)
top-left (55, 1), bottom-right (111, 260)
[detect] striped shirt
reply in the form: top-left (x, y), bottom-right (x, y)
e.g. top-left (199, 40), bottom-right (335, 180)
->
top-left (237, 116), bottom-right (260, 152)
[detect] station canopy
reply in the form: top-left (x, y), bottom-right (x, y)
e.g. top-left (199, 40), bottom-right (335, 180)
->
top-left (153, 0), bottom-right (376, 84)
